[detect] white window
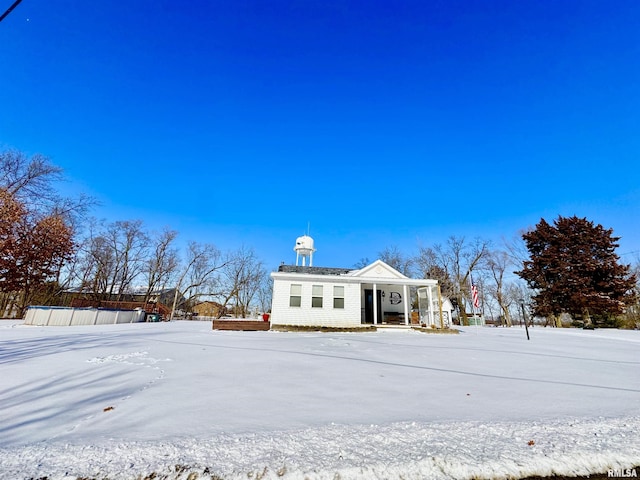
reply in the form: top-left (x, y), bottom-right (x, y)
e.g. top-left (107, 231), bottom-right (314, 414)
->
top-left (333, 286), bottom-right (345, 309)
top-left (312, 285), bottom-right (323, 308)
top-left (290, 284), bottom-right (302, 307)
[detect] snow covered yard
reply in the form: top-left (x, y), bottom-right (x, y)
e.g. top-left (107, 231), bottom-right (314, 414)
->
top-left (0, 320), bottom-right (638, 480)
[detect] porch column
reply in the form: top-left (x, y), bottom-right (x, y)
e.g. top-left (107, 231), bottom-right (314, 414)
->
top-left (403, 284), bottom-right (409, 325)
top-left (427, 285), bottom-right (434, 326)
top-left (373, 282), bottom-right (378, 325)
top-left (373, 283), bottom-right (378, 325)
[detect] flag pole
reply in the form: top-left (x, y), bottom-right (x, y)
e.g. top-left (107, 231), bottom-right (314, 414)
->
top-left (470, 274), bottom-right (479, 335)
top-left (474, 301), bottom-right (478, 335)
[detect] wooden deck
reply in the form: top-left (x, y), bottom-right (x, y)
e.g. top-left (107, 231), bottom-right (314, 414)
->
top-left (70, 299), bottom-right (171, 317)
top-left (212, 320), bottom-right (271, 331)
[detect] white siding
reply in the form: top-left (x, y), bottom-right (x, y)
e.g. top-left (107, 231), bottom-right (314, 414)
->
top-left (270, 261), bottom-right (439, 328)
top-left (271, 278), bottom-right (361, 327)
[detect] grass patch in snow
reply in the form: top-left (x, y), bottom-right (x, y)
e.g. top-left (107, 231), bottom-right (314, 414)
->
top-left (269, 324), bottom-right (377, 332)
top-left (411, 325), bottom-right (460, 334)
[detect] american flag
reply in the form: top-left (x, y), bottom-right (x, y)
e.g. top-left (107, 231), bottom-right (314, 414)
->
top-left (471, 282), bottom-right (479, 309)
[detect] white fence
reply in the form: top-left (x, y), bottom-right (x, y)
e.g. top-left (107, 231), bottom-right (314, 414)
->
top-left (24, 306), bottom-right (146, 326)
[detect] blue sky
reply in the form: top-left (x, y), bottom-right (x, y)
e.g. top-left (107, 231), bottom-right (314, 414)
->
top-left (2, 1), bottom-right (639, 270)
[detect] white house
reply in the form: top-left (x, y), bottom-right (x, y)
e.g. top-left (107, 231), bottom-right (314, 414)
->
top-left (270, 259), bottom-right (451, 328)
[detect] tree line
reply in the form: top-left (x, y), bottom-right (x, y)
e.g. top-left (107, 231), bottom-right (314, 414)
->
top-left (369, 219), bottom-right (638, 328)
top-left (1, 148), bottom-right (638, 327)
top-left (0, 149), bottom-right (271, 318)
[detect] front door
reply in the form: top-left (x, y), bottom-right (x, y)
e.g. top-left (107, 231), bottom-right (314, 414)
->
top-left (364, 289), bottom-right (383, 324)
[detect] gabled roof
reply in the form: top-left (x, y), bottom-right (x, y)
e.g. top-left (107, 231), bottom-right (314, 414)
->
top-left (272, 259), bottom-right (437, 287)
top-left (347, 259), bottom-right (407, 280)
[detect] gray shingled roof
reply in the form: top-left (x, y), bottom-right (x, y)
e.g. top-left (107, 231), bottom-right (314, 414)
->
top-left (277, 265), bottom-right (355, 275)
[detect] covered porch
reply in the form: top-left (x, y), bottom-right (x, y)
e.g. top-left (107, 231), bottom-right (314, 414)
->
top-left (358, 281), bottom-right (441, 326)
top-left (345, 260), bottom-right (442, 327)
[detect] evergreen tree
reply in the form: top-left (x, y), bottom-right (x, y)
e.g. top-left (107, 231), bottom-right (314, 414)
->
top-left (516, 215), bottom-right (636, 325)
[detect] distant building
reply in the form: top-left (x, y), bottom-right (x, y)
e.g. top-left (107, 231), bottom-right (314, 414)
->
top-left (66, 287), bottom-right (184, 319)
top-left (192, 300), bottom-right (226, 318)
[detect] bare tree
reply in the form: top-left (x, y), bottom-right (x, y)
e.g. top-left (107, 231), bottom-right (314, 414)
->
top-left (102, 220), bottom-right (149, 300)
top-left (170, 242), bottom-right (226, 320)
top-left (0, 149), bottom-right (62, 201)
top-left (486, 249), bottom-right (514, 326)
top-left (505, 282), bottom-right (533, 326)
top-left (423, 236), bottom-right (490, 325)
top-left (0, 149), bottom-right (92, 220)
top-left (80, 226), bottom-right (115, 300)
top-left (142, 228), bottom-right (179, 303)
top-left (257, 275), bottom-right (273, 314)
top-left (72, 219), bottom-right (150, 301)
top-left (621, 255), bottom-right (640, 328)
top-left (353, 257), bottom-right (370, 269)
top-left (504, 230), bottom-right (530, 268)
top-left (216, 246), bottom-right (266, 318)
top-left (235, 248), bottom-right (266, 317)
top-left (415, 246), bottom-right (455, 296)
top-left (378, 245), bottom-right (414, 276)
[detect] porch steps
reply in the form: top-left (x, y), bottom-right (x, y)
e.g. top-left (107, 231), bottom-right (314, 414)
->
top-left (375, 324), bottom-right (413, 329)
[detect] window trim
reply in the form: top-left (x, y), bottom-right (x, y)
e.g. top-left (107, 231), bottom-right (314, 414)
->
top-left (311, 284), bottom-right (323, 308)
top-left (289, 284), bottom-right (302, 307)
top-left (333, 285), bottom-right (345, 309)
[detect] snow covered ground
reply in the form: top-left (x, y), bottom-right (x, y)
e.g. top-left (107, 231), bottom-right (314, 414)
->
top-left (0, 320), bottom-right (638, 479)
